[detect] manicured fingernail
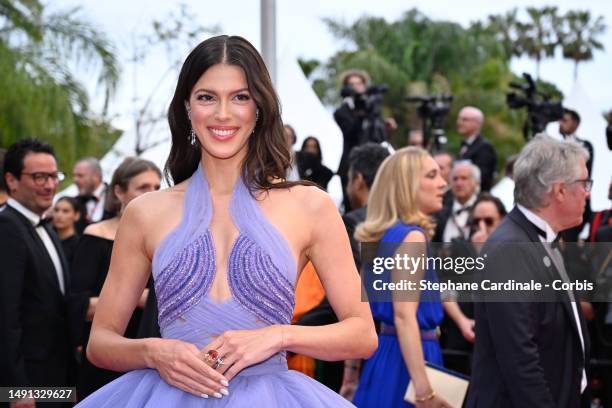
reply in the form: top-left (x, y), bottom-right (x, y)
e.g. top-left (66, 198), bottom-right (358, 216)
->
top-left (220, 379), bottom-right (229, 386)
top-left (213, 392), bottom-right (223, 399)
top-left (220, 388), bottom-right (229, 396)
top-left (201, 394), bottom-right (208, 399)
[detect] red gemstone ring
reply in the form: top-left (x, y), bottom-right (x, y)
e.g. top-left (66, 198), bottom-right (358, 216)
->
top-left (203, 349), bottom-right (219, 367)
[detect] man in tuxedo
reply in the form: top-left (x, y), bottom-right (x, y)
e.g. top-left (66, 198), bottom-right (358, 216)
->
top-left (466, 135), bottom-right (591, 407)
top-left (433, 160), bottom-right (480, 243)
top-left (72, 157), bottom-right (106, 233)
top-left (457, 106), bottom-right (497, 192)
top-left (0, 139), bottom-right (74, 407)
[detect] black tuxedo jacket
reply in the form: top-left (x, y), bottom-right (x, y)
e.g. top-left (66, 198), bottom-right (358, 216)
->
top-left (460, 134), bottom-right (497, 192)
top-left (433, 202), bottom-right (453, 243)
top-left (465, 207), bottom-right (590, 408)
top-left (0, 205), bottom-right (74, 387)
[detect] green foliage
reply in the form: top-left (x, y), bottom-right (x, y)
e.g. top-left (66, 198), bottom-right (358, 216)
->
top-left (297, 58), bottom-right (320, 79)
top-left (519, 6), bottom-right (561, 79)
top-left (307, 7), bottom-right (605, 179)
top-left (0, 0), bottom-right (121, 179)
top-left (315, 9), bottom-right (525, 166)
top-left (559, 10), bottom-right (606, 79)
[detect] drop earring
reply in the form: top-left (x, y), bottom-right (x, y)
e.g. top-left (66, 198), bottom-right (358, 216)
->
top-left (252, 109), bottom-right (260, 134)
top-left (186, 106), bottom-right (197, 146)
top-left (189, 128), bottom-right (197, 145)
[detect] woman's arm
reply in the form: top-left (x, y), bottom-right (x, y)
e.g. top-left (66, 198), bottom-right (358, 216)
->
top-left (85, 201), bottom-right (156, 370)
top-left (86, 196), bottom-right (227, 397)
top-left (393, 230), bottom-right (450, 407)
top-left (211, 188), bottom-right (377, 380)
top-left (282, 189), bottom-right (377, 360)
top-left (443, 302), bottom-right (475, 343)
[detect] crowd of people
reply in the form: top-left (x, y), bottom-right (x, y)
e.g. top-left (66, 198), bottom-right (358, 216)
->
top-left (0, 34), bottom-right (610, 408)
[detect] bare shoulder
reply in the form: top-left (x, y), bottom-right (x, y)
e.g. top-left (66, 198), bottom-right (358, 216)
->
top-left (402, 229), bottom-right (427, 243)
top-left (278, 184), bottom-right (335, 215)
top-left (124, 183), bottom-right (187, 223)
top-left (121, 182), bottom-right (189, 258)
top-left (83, 220), bottom-right (113, 239)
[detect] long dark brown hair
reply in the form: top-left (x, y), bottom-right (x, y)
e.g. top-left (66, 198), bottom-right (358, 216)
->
top-left (165, 35), bottom-right (313, 192)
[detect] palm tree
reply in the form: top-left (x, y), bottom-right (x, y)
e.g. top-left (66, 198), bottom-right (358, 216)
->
top-left (559, 10), bottom-right (606, 80)
top-left (484, 8), bottom-right (524, 60)
top-left (519, 6), bottom-right (560, 79)
top-left (0, 0), bottom-right (120, 173)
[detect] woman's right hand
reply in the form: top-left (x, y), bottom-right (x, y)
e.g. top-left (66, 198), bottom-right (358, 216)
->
top-left (147, 338), bottom-right (229, 399)
top-left (414, 393), bottom-right (452, 408)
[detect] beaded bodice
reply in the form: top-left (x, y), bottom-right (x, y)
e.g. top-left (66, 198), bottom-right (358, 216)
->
top-left (151, 164), bottom-right (297, 334)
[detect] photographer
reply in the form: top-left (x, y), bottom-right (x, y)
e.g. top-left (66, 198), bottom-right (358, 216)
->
top-left (335, 70), bottom-right (396, 211)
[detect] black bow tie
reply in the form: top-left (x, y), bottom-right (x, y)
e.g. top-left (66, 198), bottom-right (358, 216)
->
top-left (455, 206), bottom-right (471, 216)
top-left (532, 223), bottom-right (561, 248)
top-left (79, 194), bottom-right (99, 203)
top-left (36, 217), bottom-right (51, 228)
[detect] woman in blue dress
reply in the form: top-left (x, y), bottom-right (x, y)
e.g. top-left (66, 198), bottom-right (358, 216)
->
top-left (352, 147), bottom-right (451, 407)
top-left (76, 35), bottom-right (377, 407)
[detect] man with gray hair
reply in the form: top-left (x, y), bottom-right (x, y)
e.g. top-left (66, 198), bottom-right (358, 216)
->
top-left (433, 160), bottom-right (480, 242)
top-left (467, 134), bottom-right (591, 407)
top-left (73, 157), bottom-right (107, 232)
top-left (457, 106), bottom-right (497, 192)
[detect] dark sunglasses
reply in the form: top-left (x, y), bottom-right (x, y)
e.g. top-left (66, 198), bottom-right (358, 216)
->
top-left (471, 217), bottom-right (496, 227)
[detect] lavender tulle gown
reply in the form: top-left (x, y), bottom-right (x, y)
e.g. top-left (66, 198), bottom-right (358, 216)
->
top-left (76, 164), bottom-right (354, 407)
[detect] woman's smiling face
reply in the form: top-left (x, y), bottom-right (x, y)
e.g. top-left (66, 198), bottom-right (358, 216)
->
top-left (187, 63), bottom-right (257, 161)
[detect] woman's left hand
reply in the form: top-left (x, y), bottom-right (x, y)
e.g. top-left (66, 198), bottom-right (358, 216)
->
top-left (201, 325), bottom-right (284, 380)
top-left (458, 317), bottom-right (476, 344)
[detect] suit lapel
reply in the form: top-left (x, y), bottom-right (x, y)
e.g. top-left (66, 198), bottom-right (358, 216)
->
top-left (8, 207), bottom-right (64, 296)
top-left (464, 135), bottom-right (483, 157)
top-left (43, 223), bottom-right (70, 292)
top-left (508, 207), bottom-right (585, 355)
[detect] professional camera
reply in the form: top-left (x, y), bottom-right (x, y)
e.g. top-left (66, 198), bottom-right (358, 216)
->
top-left (506, 73), bottom-right (564, 140)
top-left (405, 94), bottom-right (453, 151)
top-left (340, 84), bottom-right (389, 144)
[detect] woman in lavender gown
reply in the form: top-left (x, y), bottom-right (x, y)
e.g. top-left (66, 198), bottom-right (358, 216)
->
top-left (76, 35), bottom-right (377, 407)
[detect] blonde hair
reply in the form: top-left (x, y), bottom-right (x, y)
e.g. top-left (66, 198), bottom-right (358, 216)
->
top-left (355, 147), bottom-right (435, 242)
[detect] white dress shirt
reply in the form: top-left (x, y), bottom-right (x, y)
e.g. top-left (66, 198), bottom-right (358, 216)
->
top-left (87, 183), bottom-right (106, 222)
top-left (517, 205), bottom-right (587, 392)
top-left (7, 198), bottom-right (65, 294)
top-left (442, 194), bottom-right (477, 242)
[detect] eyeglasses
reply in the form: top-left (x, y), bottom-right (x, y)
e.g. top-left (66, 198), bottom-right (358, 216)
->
top-left (21, 171), bottom-right (65, 186)
top-left (570, 178), bottom-right (593, 192)
top-left (471, 217), bottom-right (496, 227)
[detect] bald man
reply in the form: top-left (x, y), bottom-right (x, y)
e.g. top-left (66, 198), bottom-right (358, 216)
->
top-left (457, 106), bottom-right (497, 191)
